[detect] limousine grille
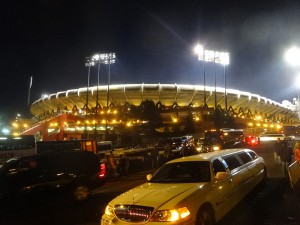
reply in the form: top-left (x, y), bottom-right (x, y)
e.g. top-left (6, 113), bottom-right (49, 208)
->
top-left (114, 204), bottom-right (154, 222)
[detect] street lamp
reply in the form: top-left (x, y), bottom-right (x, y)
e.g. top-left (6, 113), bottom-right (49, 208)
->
top-left (84, 57), bottom-right (95, 139)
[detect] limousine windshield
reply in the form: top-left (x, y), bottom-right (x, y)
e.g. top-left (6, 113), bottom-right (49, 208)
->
top-left (149, 161), bottom-right (211, 183)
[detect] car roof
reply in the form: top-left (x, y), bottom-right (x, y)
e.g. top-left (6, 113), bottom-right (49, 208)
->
top-left (165, 148), bottom-right (254, 163)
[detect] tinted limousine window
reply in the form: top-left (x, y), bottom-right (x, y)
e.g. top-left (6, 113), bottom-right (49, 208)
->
top-left (222, 155), bottom-right (242, 170)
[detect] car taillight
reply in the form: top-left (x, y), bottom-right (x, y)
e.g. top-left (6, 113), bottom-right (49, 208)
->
top-left (98, 162), bottom-right (106, 178)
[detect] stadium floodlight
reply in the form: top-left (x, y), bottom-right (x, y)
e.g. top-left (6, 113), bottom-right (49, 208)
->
top-left (106, 53), bottom-right (116, 140)
top-left (296, 74), bottom-right (300, 118)
top-left (285, 47), bottom-right (300, 66)
top-left (84, 57), bottom-right (95, 139)
top-left (285, 47), bottom-right (300, 119)
top-left (195, 44), bottom-right (204, 60)
top-left (194, 44), bottom-right (207, 107)
top-left (91, 53), bottom-right (111, 140)
top-left (219, 52), bottom-right (230, 110)
top-left (195, 44), bottom-right (230, 109)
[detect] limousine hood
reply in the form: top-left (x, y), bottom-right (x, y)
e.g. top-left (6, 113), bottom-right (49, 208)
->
top-left (109, 182), bottom-right (205, 209)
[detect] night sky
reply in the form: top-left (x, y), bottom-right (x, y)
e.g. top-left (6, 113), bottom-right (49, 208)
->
top-left (1, 0), bottom-right (300, 120)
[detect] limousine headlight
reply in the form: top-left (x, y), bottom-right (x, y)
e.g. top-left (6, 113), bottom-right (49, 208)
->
top-left (104, 205), bottom-right (114, 217)
top-left (150, 207), bottom-right (190, 222)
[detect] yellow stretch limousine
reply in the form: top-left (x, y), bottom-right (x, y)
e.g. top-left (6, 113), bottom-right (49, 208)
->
top-left (101, 148), bottom-right (267, 225)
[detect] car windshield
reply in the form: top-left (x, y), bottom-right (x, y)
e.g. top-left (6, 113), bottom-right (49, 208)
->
top-left (149, 161), bottom-right (211, 183)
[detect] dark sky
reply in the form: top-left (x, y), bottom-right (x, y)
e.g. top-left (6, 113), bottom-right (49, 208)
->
top-left (1, 0), bottom-right (300, 119)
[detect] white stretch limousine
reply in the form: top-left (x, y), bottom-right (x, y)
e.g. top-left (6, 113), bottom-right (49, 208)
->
top-left (101, 148), bottom-right (267, 225)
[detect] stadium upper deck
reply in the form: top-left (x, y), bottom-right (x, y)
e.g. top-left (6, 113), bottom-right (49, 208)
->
top-left (30, 83), bottom-right (297, 123)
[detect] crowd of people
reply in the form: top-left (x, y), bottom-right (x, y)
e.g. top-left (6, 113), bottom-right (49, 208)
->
top-left (273, 138), bottom-right (300, 177)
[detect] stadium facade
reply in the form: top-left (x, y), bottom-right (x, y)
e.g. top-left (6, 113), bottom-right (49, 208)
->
top-left (21, 84), bottom-right (299, 142)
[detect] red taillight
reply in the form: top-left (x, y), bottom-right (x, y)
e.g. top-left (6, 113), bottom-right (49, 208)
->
top-left (98, 163), bottom-right (106, 178)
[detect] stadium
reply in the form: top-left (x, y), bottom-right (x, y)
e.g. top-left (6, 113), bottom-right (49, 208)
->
top-left (21, 83), bottom-right (298, 143)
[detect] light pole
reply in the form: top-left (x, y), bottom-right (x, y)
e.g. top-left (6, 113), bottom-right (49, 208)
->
top-left (219, 52), bottom-right (230, 110)
top-left (296, 74), bottom-right (300, 118)
top-left (285, 46), bottom-right (300, 120)
top-left (103, 53), bottom-right (116, 140)
top-left (84, 57), bottom-right (95, 139)
top-left (195, 44), bottom-right (207, 107)
top-left (91, 53), bottom-right (111, 140)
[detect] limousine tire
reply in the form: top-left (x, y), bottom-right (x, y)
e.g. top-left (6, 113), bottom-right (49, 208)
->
top-left (196, 204), bottom-right (215, 225)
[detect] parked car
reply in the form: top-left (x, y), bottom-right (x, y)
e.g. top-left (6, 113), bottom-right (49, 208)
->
top-left (101, 148), bottom-right (267, 225)
top-left (258, 133), bottom-right (285, 142)
top-left (0, 150), bottom-right (106, 202)
top-left (244, 135), bottom-right (259, 146)
top-left (201, 129), bottom-right (245, 152)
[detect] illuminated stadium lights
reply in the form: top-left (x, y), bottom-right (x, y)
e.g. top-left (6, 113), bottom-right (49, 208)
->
top-left (194, 44), bottom-right (230, 109)
top-left (105, 53), bottom-right (116, 140)
top-left (285, 47), bottom-right (300, 66)
top-left (84, 57), bottom-right (95, 138)
top-left (91, 53), bottom-right (116, 140)
top-left (295, 74), bottom-right (300, 118)
top-left (285, 47), bottom-right (300, 118)
top-left (219, 52), bottom-right (230, 110)
top-left (194, 44), bottom-right (207, 106)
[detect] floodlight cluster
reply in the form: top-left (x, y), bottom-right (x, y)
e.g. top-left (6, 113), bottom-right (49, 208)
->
top-left (194, 44), bottom-right (229, 65)
top-left (92, 53), bottom-right (116, 64)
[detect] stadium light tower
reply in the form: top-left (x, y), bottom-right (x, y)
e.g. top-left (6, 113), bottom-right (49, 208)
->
top-left (219, 52), bottom-right (230, 110)
top-left (91, 53), bottom-right (111, 140)
top-left (103, 53), bottom-right (116, 140)
top-left (285, 46), bottom-right (300, 119)
top-left (296, 74), bottom-right (300, 118)
top-left (194, 44), bottom-right (207, 107)
top-left (195, 44), bottom-right (229, 110)
top-left (285, 47), bottom-right (300, 66)
top-left (84, 57), bottom-right (95, 139)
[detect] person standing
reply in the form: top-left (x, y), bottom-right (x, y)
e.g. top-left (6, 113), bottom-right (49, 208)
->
top-left (151, 144), bottom-right (159, 169)
top-left (294, 141), bottom-right (300, 164)
top-left (118, 154), bottom-right (130, 177)
top-left (274, 138), bottom-right (282, 165)
top-left (280, 140), bottom-right (293, 177)
top-left (107, 151), bottom-right (118, 178)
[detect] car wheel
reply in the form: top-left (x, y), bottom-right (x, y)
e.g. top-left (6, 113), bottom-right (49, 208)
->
top-left (71, 184), bottom-right (91, 202)
top-left (196, 205), bottom-right (215, 225)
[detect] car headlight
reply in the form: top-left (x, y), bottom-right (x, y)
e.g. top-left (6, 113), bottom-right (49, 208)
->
top-left (150, 207), bottom-right (190, 222)
top-left (212, 145), bottom-right (220, 151)
top-left (104, 205), bottom-right (115, 217)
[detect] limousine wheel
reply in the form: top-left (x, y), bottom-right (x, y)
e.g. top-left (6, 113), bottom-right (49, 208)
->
top-left (261, 166), bottom-right (268, 187)
top-left (196, 204), bottom-right (215, 225)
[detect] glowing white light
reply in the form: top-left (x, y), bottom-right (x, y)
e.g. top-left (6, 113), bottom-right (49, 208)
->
top-left (2, 128), bottom-right (9, 134)
top-left (285, 47), bottom-right (300, 66)
top-left (296, 73), bottom-right (300, 89)
top-left (195, 44), bottom-right (204, 60)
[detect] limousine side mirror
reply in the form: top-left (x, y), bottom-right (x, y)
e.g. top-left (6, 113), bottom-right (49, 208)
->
top-left (146, 174), bottom-right (153, 181)
top-left (215, 172), bottom-right (229, 180)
